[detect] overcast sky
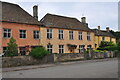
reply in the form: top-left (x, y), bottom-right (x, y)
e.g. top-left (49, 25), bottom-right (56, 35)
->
top-left (1, 0), bottom-right (119, 31)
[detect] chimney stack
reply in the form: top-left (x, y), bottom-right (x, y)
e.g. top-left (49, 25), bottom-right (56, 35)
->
top-left (33, 5), bottom-right (38, 20)
top-left (106, 27), bottom-right (109, 32)
top-left (81, 17), bottom-right (86, 23)
top-left (98, 26), bottom-right (100, 30)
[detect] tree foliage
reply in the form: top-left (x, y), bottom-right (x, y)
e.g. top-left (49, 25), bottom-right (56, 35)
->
top-left (117, 40), bottom-right (120, 51)
top-left (5, 37), bottom-right (18, 57)
top-left (29, 47), bottom-right (49, 59)
top-left (110, 30), bottom-right (120, 42)
top-left (97, 41), bottom-right (116, 51)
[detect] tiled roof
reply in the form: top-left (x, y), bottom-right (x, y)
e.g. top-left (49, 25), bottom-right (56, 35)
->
top-left (1, 1), bottom-right (40, 25)
top-left (92, 29), bottom-right (116, 38)
top-left (40, 13), bottom-right (93, 32)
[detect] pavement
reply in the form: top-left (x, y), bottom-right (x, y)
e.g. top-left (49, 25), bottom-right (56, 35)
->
top-left (2, 58), bottom-right (118, 72)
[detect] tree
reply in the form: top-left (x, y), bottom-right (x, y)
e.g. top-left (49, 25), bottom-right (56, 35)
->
top-left (5, 37), bottom-right (18, 57)
top-left (29, 47), bottom-right (49, 59)
top-left (97, 41), bottom-right (116, 51)
top-left (117, 40), bottom-right (120, 51)
top-left (110, 30), bottom-right (120, 43)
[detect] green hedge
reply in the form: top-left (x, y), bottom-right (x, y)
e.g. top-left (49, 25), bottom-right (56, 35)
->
top-left (29, 47), bottom-right (49, 59)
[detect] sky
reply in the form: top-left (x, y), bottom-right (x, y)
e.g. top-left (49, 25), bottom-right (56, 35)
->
top-left (1, 0), bottom-right (119, 31)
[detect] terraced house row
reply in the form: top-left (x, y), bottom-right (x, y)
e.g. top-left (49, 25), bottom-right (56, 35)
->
top-left (0, 2), bottom-right (116, 55)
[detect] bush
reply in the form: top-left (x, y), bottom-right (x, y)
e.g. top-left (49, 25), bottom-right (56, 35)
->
top-left (97, 41), bottom-right (116, 51)
top-left (4, 37), bottom-right (18, 57)
top-left (29, 47), bottom-right (49, 59)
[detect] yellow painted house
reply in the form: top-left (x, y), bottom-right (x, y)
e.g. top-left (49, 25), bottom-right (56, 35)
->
top-left (93, 26), bottom-right (116, 49)
top-left (40, 13), bottom-right (95, 53)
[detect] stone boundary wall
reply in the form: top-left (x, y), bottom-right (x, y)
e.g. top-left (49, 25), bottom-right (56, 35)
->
top-left (2, 54), bottom-right (54, 68)
top-left (54, 53), bottom-right (84, 62)
top-left (2, 52), bottom-right (115, 67)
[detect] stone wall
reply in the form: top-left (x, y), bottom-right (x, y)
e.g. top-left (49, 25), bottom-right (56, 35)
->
top-left (2, 52), bottom-right (115, 67)
top-left (54, 53), bottom-right (84, 62)
top-left (2, 54), bottom-right (54, 68)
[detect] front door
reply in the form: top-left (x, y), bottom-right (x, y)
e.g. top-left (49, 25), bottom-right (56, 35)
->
top-left (70, 49), bottom-right (75, 53)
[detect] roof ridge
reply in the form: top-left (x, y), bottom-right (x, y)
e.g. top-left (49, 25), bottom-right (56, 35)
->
top-left (46, 13), bottom-right (79, 20)
top-left (1, 1), bottom-right (19, 6)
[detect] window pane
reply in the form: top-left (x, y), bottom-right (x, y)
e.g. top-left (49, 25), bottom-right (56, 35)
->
top-left (3, 29), bottom-right (11, 38)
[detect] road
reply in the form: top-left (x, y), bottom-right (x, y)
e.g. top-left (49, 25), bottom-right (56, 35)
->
top-left (3, 59), bottom-right (118, 78)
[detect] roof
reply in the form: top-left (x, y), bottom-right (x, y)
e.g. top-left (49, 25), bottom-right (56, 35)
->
top-left (40, 13), bottom-right (93, 32)
top-left (1, 1), bottom-right (40, 25)
top-left (92, 29), bottom-right (116, 38)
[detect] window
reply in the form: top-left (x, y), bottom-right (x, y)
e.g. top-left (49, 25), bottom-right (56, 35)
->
top-left (87, 45), bottom-right (92, 48)
top-left (78, 32), bottom-right (82, 40)
top-left (3, 28), bottom-right (11, 38)
top-left (102, 37), bottom-right (105, 41)
top-left (69, 31), bottom-right (74, 40)
top-left (79, 45), bottom-right (84, 53)
top-left (3, 47), bottom-right (7, 53)
top-left (59, 45), bottom-right (64, 53)
top-left (19, 47), bottom-right (26, 55)
top-left (58, 29), bottom-right (64, 39)
top-left (87, 32), bottom-right (91, 40)
top-left (20, 30), bottom-right (26, 38)
top-left (33, 30), bottom-right (40, 39)
top-left (110, 38), bottom-right (112, 42)
top-left (47, 29), bottom-right (52, 39)
top-left (47, 44), bottom-right (52, 53)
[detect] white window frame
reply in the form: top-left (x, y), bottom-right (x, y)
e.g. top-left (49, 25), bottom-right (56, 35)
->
top-left (47, 29), bottom-right (52, 39)
top-left (87, 32), bottom-right (91, 41)
top-left (78, 32), bottom-right (82, 40)
top-left (69, 31), bottom-right (74, 40)
top-left (47, 44), bottom-right (53, 53)
top-left (34, 30), bottom-right (40, 39)
top-left (58, 29), bottom-right (64, 39)
top-left (3, 28), bottom-right (11, 38)
top-left (59, 45), bottom-right (64, 53)
top-left (19, 30), bottom-right (26, 39)
top-left (79, 45), bottom-right (84, 53)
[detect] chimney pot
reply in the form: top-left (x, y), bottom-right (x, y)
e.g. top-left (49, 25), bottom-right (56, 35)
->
top-left (33, 5), bottom-right (38, 20)
top-left (98, 26), bottom-right (100, 30)
top-left (81, 17), bottom-right (86, 23)
top-left (106, 27), bottom-right (109, 32)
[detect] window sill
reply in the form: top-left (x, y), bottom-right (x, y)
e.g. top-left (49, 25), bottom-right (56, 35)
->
top-left (20, 38), bottom-right (26, 39)
top-left (3, 37), bottom-right (11, 39)
top-left (59, 39), bottom-right (64, 40)
top-left (87, 40), bottom-right (91, 41)
top-left (47, 38), bottom-right (52, 40)
top-left (34, 39), bottom-right (40, 40)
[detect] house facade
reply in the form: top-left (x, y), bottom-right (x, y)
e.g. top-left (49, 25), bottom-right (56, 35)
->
top-left (0, 2), bottom-right (40, 55)
top-left (0, 1), bottom-right (117, 55)
top-left (93, 26), bottom-right (116, 49)
top-left (40, 13), bottom-right (95, 53)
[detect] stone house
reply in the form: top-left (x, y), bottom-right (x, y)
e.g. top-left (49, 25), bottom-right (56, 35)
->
top-left (0, 2), bottom-right (40, 55)
top-left (92, 26), bottom-right (116, 49)
top-left (40, 13), bottom-right (95, 53)
top-left (0, 1), bottom-right (117, 55)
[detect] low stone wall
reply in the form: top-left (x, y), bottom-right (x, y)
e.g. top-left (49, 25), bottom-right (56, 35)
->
top-left (92, 51), bottom-right (114, 59)
top-left (54, 53), bottom-right (84, 62)
top-left (2, 52), bottom-right (115, 67)
top-left (2, 54), bottom-right (54, 68)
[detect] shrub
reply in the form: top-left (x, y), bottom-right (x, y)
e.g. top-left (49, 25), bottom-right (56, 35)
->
top-left (97, 41), bottom-right (116, 51)
top-left (4, 37), bottom-right (18, 57)
top-left (29, 47), bottom-right (49, 59)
